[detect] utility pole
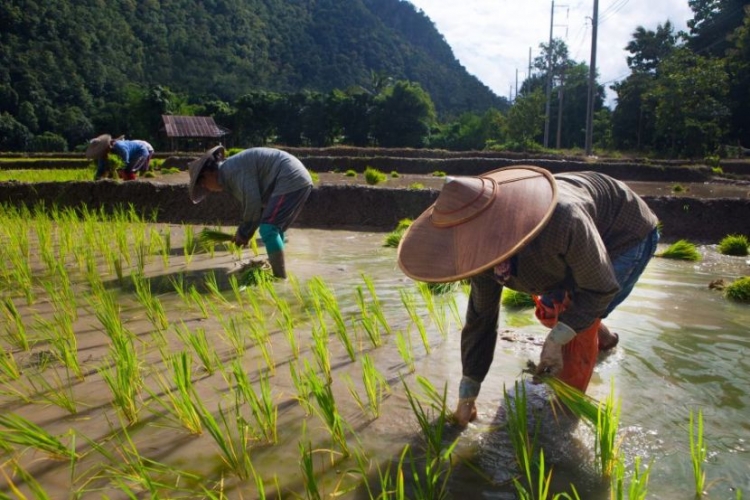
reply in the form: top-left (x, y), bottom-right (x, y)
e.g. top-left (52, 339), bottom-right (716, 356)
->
top-left (584, 0), bottom-right (599, 156)
top-left (543, 0), bottom-right (555, 148)
top-left (515, 68), bottom-right (519, 100)
top-left (556, 62), bottom-right (566, 149)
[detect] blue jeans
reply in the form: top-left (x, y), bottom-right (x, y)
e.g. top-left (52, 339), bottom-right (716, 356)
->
top-left (540, 227), bottom-right (660, 317)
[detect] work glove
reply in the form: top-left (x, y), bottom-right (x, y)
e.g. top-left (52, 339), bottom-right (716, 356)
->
top-left (452, 376), bottom-right (480, 427)
top-left (535, 322), bottom-right (576, 377)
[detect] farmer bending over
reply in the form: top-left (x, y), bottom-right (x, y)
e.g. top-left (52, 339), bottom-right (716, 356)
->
top-left (86, 134), bottom-right (154, 181)
top-left (397, 166), bottom-right (659, 427)
top-left (188, 146), bottom-right (313, 279)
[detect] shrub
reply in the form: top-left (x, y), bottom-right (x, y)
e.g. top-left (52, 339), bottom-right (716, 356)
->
top-left (364, 167), bottom-right (387, 185)
top-left (656, 240), bottom-right (701, 261)
top-left (718, 234), bottom-right (749, 256)
top-left (724, 277), bottom-right (750, 303)
top-left (29, 132), bottom-right (68, 152)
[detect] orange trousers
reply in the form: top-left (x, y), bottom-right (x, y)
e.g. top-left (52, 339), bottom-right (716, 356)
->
top-left (533, 296), bottom-right (600, 393)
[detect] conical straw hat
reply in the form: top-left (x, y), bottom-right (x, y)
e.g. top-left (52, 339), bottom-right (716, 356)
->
top-left (188, 145), bottom-right (226, 203)
top-left (85, 134), bottom-right (112, 159)
top-left (397, 165), bottom-right (557, 282)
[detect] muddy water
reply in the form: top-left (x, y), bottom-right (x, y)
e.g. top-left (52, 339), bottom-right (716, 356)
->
top-left (2, 225), bottom-right (749, 499)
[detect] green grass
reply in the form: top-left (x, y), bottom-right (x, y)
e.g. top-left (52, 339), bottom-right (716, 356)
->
top-left (0, 169), bottom-right (94, 182)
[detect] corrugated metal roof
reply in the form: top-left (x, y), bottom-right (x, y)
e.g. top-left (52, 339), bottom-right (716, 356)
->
top-left (161, 115), bottom-right (230, 138)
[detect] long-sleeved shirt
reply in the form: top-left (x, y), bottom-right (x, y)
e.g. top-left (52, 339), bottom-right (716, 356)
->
top-left (217, 147), bottom-right (313, 238)
top-left (461, 171), bottom-right (658, 385)
top-left (111, 140), bottom-right (153, 169)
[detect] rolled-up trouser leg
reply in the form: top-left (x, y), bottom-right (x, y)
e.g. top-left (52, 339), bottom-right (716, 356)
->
top-left (558, 318), bottom-right (601, 392)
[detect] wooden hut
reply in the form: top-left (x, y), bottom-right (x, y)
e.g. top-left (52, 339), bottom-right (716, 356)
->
top-left (161, 115), bottom-right (230, 151)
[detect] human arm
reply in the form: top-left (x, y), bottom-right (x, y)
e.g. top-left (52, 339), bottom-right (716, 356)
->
top-left (455, 271), bottom-right (503, 426)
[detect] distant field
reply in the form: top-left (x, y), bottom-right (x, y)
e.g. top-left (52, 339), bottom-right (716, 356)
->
top-left (0, 169), bottom-right (94, 182)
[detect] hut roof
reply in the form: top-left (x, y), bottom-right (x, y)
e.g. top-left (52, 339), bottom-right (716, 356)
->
top-left (161, 115), bottom-right (230, 138)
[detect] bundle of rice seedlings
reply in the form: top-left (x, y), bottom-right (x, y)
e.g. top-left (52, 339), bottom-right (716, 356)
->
top-left (383, 218), bottom-right (413, 248)
top-left (425, 281), bottom-right (458, 295)
top-left (364, 166), bottom-right (387, 185)
top-left (237, 260), bottom-right (274, 287)
top-left (501, 288), bottom-right (535, 309)
top-left (198, 228), bottom-right (234, 247)
top-left (718, 234), bottom-right (749, 256)
top-left (656, 239), bottom-right (701, 261)
top-left (724, 276), bottom-right (750, 303)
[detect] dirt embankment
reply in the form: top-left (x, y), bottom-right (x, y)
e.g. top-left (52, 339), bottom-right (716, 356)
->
top-left (0, 179), bottom-right (748, 243)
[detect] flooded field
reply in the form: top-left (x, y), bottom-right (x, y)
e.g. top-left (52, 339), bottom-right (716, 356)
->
top-left (0, 207), bottom-right (748, 499)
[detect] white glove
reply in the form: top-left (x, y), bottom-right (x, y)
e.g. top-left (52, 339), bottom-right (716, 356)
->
top-left (535, 322), bottom-right (576, 377)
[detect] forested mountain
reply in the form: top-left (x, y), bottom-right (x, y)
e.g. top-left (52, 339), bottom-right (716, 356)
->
top-left (0, 0), bottom-right (503, 126)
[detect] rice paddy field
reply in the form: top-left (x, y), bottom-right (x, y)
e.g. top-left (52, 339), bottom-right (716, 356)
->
top-left (0, 203), bottom-right (748, 499)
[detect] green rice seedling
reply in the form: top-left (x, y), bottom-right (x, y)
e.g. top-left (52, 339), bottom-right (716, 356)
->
top-left (718, 234), bottom-right (749, 256)
top-left (689, 409), bottom-right (707, 497)
top-left (672, 183), bottom-right (686, 193)
top-left (390, 170), bottom-right (400, 178)
top-left (408, 182), bottom-right (425, 190)
top-left (0, 412), bottom-right (77, 460)
top-left (400, 288), bottom-right (430, 354)
top-left (345, 169), bottom-right (357, 177)
top-left (311, 321), bottom-right (332, 382)
top-left (174, 322), bottom-right (220, 375)
top-left (596, 381), bottom-right (622, 477)
top-left (248, 318), bottom-right (276, 376)
top-left (362, 273), bottom-right (392, 335)
top-left (237, 260), bottom-right (274, 288)
top-left (218, 313), bottom-right (247, 357)
top-left (189, 285), bottom-right (210, 319)
top-left (148, 351), bottom-right (203, 435)
top-left (417, 282), bottom-right (449, 338)
top-left (725, 277), bottom-right (750, 303)
top-left (101, 330), bottom-right (143, 425)
top-left (656, 239), bottom-right (701, 261)
top-left (299, 438), bottom-right (323, 500)
top-left (504, 381), bottom-right (540, 492)
top-left (183, 225), bottom-right (196, 263)
top-left (611, 456), bottom-right (652, 500)
top-left (537, 373), bottom-right (601, 425)
top-left (48, 312), bottom-right (83, 380)
top-left (383, 218), bottom-right (413, 248)
top-left (2, 297), bottom-right (30, 351)
top-left (28, 366), bottom-right (78, 414)
top-left (309, 277), bottom-right (356, 361)
top-left (0, 458), bottom-right (52, 499)
top-left (307, 369), bottom-right (350, 456)
top-left (346, 354), bottom-right (390, 418)
top-left (131, 271), bottom-right (169, 331)
top-left (347, 446), bottom-right (406, 500)
top-left (170, 273), bottom-right (189, 304)
top-left (355, 286), bottom-right (382, 347)
top-left (266, 286), bottom-right (299, 358)
top-left (195, 400), bottom-right (254, 480)
top-left (502, 288), bottom-right (536, 309)
top-left (290, 360), bottom-right (314, 416)
top-left (431, 170), bottom-right (447, 177)
top-left (228, 273), bottom-right (245, 306)
top-left (364, 166), bottom-right (387, 185)
top-left (205, 270), bottom-right (230, 305)
top-left (395, 331), bottom-right (415, 373)
top-left (425, 281), bottom-right (458, 295)
top-left (198, 228), bottom-right (234, 250)
top-left (230, 360), bottom-right (278, 443)
top-left (0, 348), bottom-right (21, 380)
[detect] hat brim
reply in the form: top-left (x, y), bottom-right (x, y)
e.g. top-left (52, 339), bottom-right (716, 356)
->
top-left (188, 145), bottom-right (225, 204)
top-left (85, 134), bottom-right (112, 159)
top-left (397, 166), bottom-right (557, 282)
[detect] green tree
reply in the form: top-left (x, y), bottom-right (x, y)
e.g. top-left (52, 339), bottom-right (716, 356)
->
top-left (724, 7), bottom-right (750, 146)
top-left (332, 89), bottom-right (373, 146)
top-left (370, 80), bottom-right (436, 148)
top-left (688, 0), bottom-right (748, 56)
top-left (649, 48), bottom-right (730, 157)
top-left (506, 89), bottom-right (546, 149)
top-left (0, 113), bottom-right (32, 151)
top-left (431, 109), bottom-right (507, 151)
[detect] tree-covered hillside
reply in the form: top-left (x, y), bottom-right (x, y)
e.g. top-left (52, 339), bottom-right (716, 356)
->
top-left (0, 0), bottom-right (504, 126)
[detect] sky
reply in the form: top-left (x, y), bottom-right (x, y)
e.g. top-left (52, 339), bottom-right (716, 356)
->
top-left (406, 0), bottom-right (695, 106)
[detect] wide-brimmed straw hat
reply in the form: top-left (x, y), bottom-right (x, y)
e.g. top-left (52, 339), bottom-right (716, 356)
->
top-left (85, 134), bottom-right (112, 159)
top-left (188, 145), bottom-right (226, 203)
top-left (397, 165), bottom-right (557, 282)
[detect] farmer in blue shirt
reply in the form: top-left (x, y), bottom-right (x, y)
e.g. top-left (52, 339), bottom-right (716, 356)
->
top-left (86, 134), bottom-right (154, 180)
top-left (188, 146), bottom-right (313, 279)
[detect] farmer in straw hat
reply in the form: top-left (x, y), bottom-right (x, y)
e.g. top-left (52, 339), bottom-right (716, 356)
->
top-left (188, 146), bottom-right (313, 279)
top-left (86, 134), bottom-right (154, 181)
top-left (397, 166), bottom-right (659, 427)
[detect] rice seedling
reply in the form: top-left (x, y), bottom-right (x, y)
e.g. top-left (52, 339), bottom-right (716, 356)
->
top-left (195, 399), bottom-right (254, 480)
top-left (383, 218), bottom-right (412, 248)
top-left (395, 331), bottom-right (415, 373)
top-left (170, 273), bottom-right (190, 304)
top-left (611, 456), bottom-right (652, 500)
top-left (311, 321), bottom-right (332, 382)
top-left (218, 312), bottom-right (248, 357)
top-left (299, 438), bottom-right (323, 500)
top-left (416, 281), bottom-right (449, 338)
top-left (183, 224), bottom-right (196, 263)
top-left (724, 277), bottom-right (750, 303)
top-left (718, 234), bottom-right (749, 256)
top-left (306, 365), bottom-right (350, 456)
top-left (266, 285), bottom-right (299, 358)
top-left (502, 288), bottom-right (536, 309)
top-left (0, 348), bottom-right (21, 380)
top-left (689, 409), bottom-right (707, 497)
top-left (290, 360), bottom-right (314, 416)
top-left (198, 228), bottom-right (234, 250)
top-left (355, 286), bottom-right (382, 347)
top-left (346, 447), bottom-right (406, 500)
top-left (204, 270), bottom-right (230, 305)
top-left (2, 297), bottom-right (31, 351)
top-left (189, 285), bottom-right (210, 319)
top-left (131, 271), bottom-right (169, 331)
top-left (400, 288), bottom-right (430, 354)
top-left (504, 381), bottom-right (540, 494)
top-left (100, 328), bottom-right (143, 425)
top-left (408, 182), bottom-right (425, 190)
top-left (237, 259), bottom-right (274, 288)
top-left (0, 412), bottom-right (77, 460)
top-left (364, 166), bottom-right (387, 185)
top-left (147, 351), bottom-right (203, 435)
top-left (229, 360), bottom-right (278, 443)
top-left (346, 354), bottom-right (390, 418)
top-left (537, 374), bottom-right (600, 425)
top-left (596, 381), bottom-right (622, 477)
top-left (174, 322), bottom-right (220, 375)
top-left (309, 277), bottom-right (356, 361)
top-left (28, 367), bottom-right (78, 414)
top-left (656, 239), bottom-right (701, 261)
top-left (344, 169), bottom-right (357, 177)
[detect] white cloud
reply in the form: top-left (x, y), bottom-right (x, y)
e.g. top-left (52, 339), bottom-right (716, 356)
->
top-left (406, 0), bottom-right (694, 106)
